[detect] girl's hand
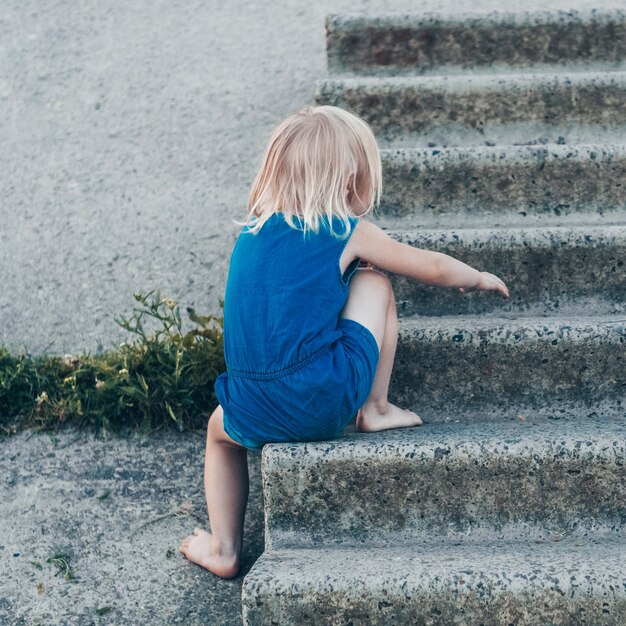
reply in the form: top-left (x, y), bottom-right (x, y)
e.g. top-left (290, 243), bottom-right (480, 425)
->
top-left (459, 272), bottom-right (509, 298)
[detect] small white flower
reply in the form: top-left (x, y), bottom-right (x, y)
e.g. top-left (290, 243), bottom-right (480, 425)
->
top-left (36, 391), bottom-right (49, 405)
top-left (63, 354), bottom-right (80, 368)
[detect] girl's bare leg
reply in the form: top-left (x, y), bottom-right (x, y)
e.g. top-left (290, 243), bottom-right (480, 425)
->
top-left (340, 268), bottom-right (423, 433)
top-left (178, 405), bottom-right (249, 578)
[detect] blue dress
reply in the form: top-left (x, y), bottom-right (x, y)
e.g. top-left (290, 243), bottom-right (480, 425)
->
top-left (213, 212), bottom-right (380, 450)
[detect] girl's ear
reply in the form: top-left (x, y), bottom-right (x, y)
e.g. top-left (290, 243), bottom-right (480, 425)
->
top-left (346, 175), bottom-right (356, 202)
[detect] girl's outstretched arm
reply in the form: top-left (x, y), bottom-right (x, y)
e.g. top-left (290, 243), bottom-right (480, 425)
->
top-left (348, 220), bottom-right (509, 298)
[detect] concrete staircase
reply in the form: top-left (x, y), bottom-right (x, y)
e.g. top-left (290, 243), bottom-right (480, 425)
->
top-left (242, 7), bottom-right (626, 624)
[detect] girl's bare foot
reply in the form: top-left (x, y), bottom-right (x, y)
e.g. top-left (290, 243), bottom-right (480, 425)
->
top-left (356, 400), bottom-right (423, 433)
top-left (178, 528), bottom-right (240, 579)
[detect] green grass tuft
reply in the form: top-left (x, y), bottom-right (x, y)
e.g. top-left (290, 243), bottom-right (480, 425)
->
top-left (46, 554), bottom-right (75, 580)
top-left (95, 606), bottom-right (115, 616)
top-left (0, 290), bottom-right (225, 439)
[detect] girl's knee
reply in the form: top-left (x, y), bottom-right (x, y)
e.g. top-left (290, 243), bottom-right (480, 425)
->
top-left (350, 267), bottom-right (393, 301)
top-left (341, 268), bottom-right (395, 348)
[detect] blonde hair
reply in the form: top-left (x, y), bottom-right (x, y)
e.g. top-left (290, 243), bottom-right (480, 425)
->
top-left (238, 105), bottom-right (382, 238)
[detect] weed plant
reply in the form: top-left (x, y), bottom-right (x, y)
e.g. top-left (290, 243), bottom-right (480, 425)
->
top-left (0, 290), bottom-right (225, 439)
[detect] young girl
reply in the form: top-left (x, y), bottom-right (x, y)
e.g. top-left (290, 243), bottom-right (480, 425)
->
top-left (178, 105), bottom-right (509, 579)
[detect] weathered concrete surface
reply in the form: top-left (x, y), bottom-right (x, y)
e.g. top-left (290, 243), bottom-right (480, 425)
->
top-left (242, 539), bottom-right (626, 626)
top-left (262, 417), bottom-right (626, 549)
top-left (379, 145), bottom-right (626, 223)
top-left (0, 0), bottom-right (426, 357)
top-left (316, 72), bottom-right (626, 147)
top-left (391, 315), bottom-right (626, 420)
top-left (327, 9), bottom-right (626, 76)
top-left (241, 3), bottom-right (626, 625)
top-left (0, 426), bottom-right (264, 626)
top-left (383, 224), bottom-right (626, 315)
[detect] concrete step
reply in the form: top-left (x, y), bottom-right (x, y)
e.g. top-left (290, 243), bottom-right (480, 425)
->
top-left (326, 9), bottom-right (626, 77)
top-left (379, 223), bottom-right (626, 316)
top-left (390, 313), bottom-right (625, 420)
top-left (242, 538), bottom-right (626, 625)
top-left (262, 417), bottom-right (625, 550)
top-left (315, 71), bottom-right (626, 147)
top-left (379, 144), bottom-right (626, 224)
